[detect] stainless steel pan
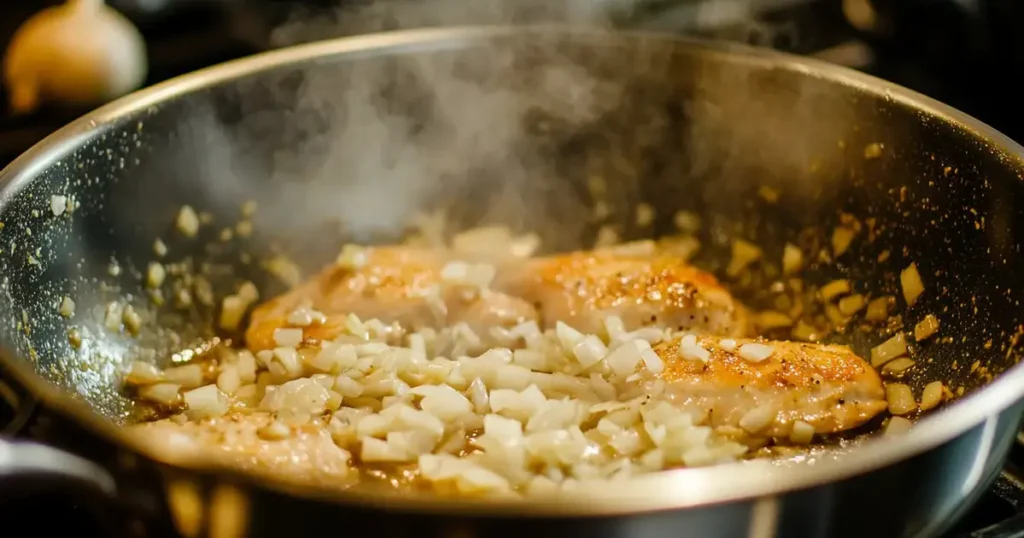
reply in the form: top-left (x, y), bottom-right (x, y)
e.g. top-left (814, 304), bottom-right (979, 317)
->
top-left (1, 26), bottom-right (1023, 538)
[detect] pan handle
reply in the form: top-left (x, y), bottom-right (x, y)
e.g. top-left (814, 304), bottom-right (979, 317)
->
top-left (0, 436), bottom-right (116, 495)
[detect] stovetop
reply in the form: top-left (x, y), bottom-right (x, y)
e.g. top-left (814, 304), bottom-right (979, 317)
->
top-left (3, 1), bottom-right (1024, 537)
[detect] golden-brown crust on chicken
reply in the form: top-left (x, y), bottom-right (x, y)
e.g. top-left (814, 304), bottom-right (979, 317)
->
top-left (245, 246), bottom-right (537, 351)
top-left (132, 412), bottom-right (355, 485)
top-left (496, 251), bottom-right (749, 336)
top-left (653, 335), bottom-right (887, 440)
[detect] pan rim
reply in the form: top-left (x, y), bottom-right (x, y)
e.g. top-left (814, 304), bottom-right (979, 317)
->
top-left (2, 24), bottom-right (1024, 515)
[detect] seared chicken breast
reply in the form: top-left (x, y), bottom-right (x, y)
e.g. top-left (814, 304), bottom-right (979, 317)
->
top-left (246, 246), bottom-right (538, 351)
top-left (653, 335), bottom-right (887, 440)
top-left (496, 250), bottom-right (749, 336)
top-left (132, 413), bottom-right (353, 484)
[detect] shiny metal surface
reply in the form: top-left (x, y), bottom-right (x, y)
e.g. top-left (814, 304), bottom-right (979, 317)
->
top-left (0, 26), bottom-right (1023, 537)
top-left (0, 437), bottom-right (116, 494)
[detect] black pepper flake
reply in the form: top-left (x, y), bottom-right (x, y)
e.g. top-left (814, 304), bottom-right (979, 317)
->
top-left (838, 398), bottom-right (846, 405)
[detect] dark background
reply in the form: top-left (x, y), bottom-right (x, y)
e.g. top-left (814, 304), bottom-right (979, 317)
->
top-left (2, 0), bottom-right (1024, 165)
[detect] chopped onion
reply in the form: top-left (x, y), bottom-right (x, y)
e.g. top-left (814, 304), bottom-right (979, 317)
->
top-left (309, 343), bottom-right (357, 373)
top-left (837, 294), bottom-right (866, 316)
top-left (604, 340), bottom-right (645, 376)
top-left (865, 296), bottom-right (893, 322)
top-left (738, 343), bottom-right (774, 363)
top-left (914, 314), bottom-right (940, 341)
top-left (572, 335), bottom-right (608, 368)
top-left (336, 244), bottom-right (368, 270)
top-left (334, 376), bottom-right (365, 399)
top-left (139, 383), bottom-right (181, 405)
top-left (678, 335), bottom-right (710, 362)
top-left (216, 365), bottom-right (241, 395)
top-left (176, 205), bottom-right (199, 237)
top-left (831, 226), bottom-right (856, 257)
top-left (919, 381), bottom-right (944, 411)
top-left (273, 328), bottom-right (304, 348)
top-left (739, 405), bottom-right (774, 433)
top-left (819, 279), bottom-right (851, 301)
top-left (183, 385), bottom-right (228, 419)
top-left (287, 306), bottom-right (325, 327)
top-left (163, 364), bottom-right (203, 389)
top-left (555, 322), bottom-right (585, 353)
top-left (864, 142), bottom-right (884, 159)
top-left (660, 236), bottom-right (701, 261)
top-left (756, 311), bottom-right (792, 330)
top-left (791, 321), bottom-right (821, 342)
top-left (901, 263), bottom-right (924, 307)
top-left (885, 383), bottom-right (916, 415)
top-left (50, 195), bottom-right (67, 216)
top-left (884, 416), bottom-right (913, 436)
top-left (220, 296), bottom-right (250, 331)
top-left (123, 257), bottom-right (785, 495)
top-left (104, 301), bottom-right (123, 331)
top-left (637, 340), bottom-right (664, 373)
top-left (146, 262), bottom-right (166, 289)
top-left (726, 239), bottom-right (762, 277)
top-left (257, 421), bottom-right (291, 441)
top-left (789, 420), bottom-right (815, 444)
top-left (125, 360), bottom-right (162, 385)
top-left (782, 244), bottom-right (803, 275)
top-left (122, 305), bottom-right (142, 335)
top-left (260, 378), bottom-right (330, 421)
top-left (271, 347), bottom-right (303, 377)
top-left (871, 334), bottom-right (908, 367)
top-left (881, 358), bottom-right (915, 375)
top-left (414, 384), bottom-right (473, 421)
top-left (150, 239), bottom-right (167, 259)
top-left (58, 296), bottom-right (75, 318)
top-left (361, 437), bottom-right (411, 462)
top-left (265, 257), bottom-right (303, 289)
top-left (673, 211), bottom-right (701, 233)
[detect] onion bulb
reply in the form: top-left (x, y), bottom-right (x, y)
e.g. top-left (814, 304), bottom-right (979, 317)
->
top-left (3, 0), bottom-right (147, 113)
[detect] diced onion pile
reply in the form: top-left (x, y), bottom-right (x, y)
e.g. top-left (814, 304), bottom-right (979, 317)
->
top-left (127, 312), bottom-right (749, 496)
top-left (120, 212), bottom-right (954, 497)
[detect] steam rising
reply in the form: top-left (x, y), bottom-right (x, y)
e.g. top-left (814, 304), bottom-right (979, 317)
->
top-left (176, 0), bottom-right (656, 267)
top-left (165, 0), bottom-right (854, 271)
top-left (0, 0), bottom-right (879, 415)
top-left (269, 0), bottom-right (634, 45)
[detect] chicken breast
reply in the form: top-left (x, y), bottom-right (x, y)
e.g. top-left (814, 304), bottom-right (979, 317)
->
top-left (246, 246), bottom-right (538, 351)
top-left (653, 335), bottom-right (887, 441)
top-left (496, 250), bottom-right (749, 336)
top-left (132, 413), bottom-right (354, 485)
